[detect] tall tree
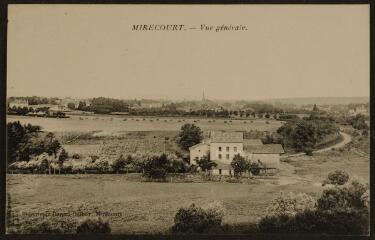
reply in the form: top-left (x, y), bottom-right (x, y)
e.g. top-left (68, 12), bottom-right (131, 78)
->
top-left (43, 133), bottom-right (61, 158)
top-left (178, 124), bottom-right (203, 150)
top-left (231, 154), bottom-right (249, 176)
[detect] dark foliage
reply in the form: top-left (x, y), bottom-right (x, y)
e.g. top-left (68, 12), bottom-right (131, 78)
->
top-left (177, 124), bottom-right (203, 150)
top-left (76, 219), bottom-right (111, 233)
top-left (249, 162), bottom-right (260, 175)
top-left (326, 170), bottom-right (350, 185)
top-left (277, 119), bottom-right (339, 154)
top-left (143, 154), bottom-right (169, 179)
top-left (231, 154), bottom-right (248, 176)
top-left (171, 204), bottom-right (223, 233)
top-left (196, 154), bottom-right (217, 171)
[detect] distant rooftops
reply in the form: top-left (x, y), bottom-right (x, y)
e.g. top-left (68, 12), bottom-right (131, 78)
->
top-left (210, 131), bottom-right (243, 143)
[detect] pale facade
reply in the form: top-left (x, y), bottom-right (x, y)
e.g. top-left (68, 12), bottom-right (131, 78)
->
top-left (189, 143), bottom-right (210, 165)
top-left (210, 142), bottom-right (243, 163)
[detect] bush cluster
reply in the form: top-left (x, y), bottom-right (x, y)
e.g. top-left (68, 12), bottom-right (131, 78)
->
top-left (171, 202), bottom-right (225, 233)
top-left (259, 178), bottom-right (369, 235)
top-left (323, 170), bottom-right (350, 186)
top-left (8, 151), bottom-right (189, 177)
top-left (76, 218), bottom-right (111, 234)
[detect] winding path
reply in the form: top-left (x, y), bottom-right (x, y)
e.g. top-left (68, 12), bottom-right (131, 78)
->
top-left (282, 131), bottom-right (352, 158)
top-left (314, 131), bottom-right (351, 153)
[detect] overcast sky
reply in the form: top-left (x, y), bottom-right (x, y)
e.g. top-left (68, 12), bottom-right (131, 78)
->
top-left (7, 5), bottom-right (369, 100)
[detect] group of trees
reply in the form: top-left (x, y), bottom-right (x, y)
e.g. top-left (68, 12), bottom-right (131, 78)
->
top-left (81, 97), bottom-right (130, 114)
top-left (110, 152), bottom-right (190, 178)
top-left (346, 114), bottom-right (369, 130)
top-left (68, 97), bottom-right (316, 118)
top-left (8, 96), bottom-right (59, 105)
top-left (277, 118), bottom-right (339, 154)
top-left (7, 121), bottom-right (62, 163)
top-left (7, 106), bottom-right (66, 118)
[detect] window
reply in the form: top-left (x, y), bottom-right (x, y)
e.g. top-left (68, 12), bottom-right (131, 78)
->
top-left (219, 169), bottom-right (222, 175)
top-left (218, 154), bottom-right (222, 159)
top-left (226, 154), bottom-right (230, 159)
top-left (234, 147), bottom-right (237, 152)
top-left (226, 146), bottom-right (230, 152)
top-left (218, 147), bottom-right (222, 151)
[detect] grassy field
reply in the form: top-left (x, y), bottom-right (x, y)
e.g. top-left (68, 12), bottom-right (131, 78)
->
top-left (7, 115), bottom-right (282, 132)
top-left (59, 131), bottom-right (183, 158)
top-left (6, 149), bottom-right (369, 234)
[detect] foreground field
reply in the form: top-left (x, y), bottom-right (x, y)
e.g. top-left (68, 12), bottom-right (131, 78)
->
top-left (6, 149), bottom-right (369, 234)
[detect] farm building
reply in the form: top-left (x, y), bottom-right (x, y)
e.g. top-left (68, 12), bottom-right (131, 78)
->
top-left (189, 131), bottom-right (284, 175)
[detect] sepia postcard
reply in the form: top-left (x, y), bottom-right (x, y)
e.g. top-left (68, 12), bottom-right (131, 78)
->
top-left (3, 3), bottom-right (371, 237)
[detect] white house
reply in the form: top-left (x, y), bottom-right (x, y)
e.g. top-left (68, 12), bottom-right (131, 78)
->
top-left (189, 131), bottom-right (284, 175)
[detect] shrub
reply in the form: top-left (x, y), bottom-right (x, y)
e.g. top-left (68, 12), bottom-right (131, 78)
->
top-left (143, 154), bottom-right (169, 179)
top-left (58, 148), bottom-right (68, 164)
top-left (249, 162), bottom-right (260, 176)
top-left (111, 155), bottom-right (127, 173)
top-left (267, 192), bottom-right (316, 217)
top-left (326, 170), bottom-right (350, 185)
top-left (231, 154), bottom-right (249, 176)
top-left (72, 153), bottom-right (81, 159)
top-left (76, 218), bottom-right (111, 233)
top-left (188, 164), bottom-right (198, 173)
top-left (171, 203), bottom-right (224, 233)
top-left (167, 153), bottom-right (189, 173)
top-left (146, 168), bottom-right (167, 179)
top-left (304, 147), bottom-right (313, 156)
top-left (39, 159), bottom-right (49, 172)
top-left (196, 154), bottom-right (217, 172)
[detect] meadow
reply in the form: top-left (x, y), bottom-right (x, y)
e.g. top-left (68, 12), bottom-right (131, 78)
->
top-left (6, 150), bottom-right (369, 234)
top-left (7, 115), bottom-right (282, 132)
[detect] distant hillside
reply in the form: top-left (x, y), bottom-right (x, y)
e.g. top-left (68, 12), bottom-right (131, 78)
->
top-left (264, 97), bottom-right (369, 106)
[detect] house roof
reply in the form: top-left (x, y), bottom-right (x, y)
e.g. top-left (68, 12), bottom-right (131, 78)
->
top-left (255, 159), bottom-right (279, 169)
top-left (189, 143), bottom-right (209, 150)
top-left (244, 144), bottom-right (284, 154)
top-left (212, 161), bottom-right (233, 170)
top-left (243, 139), bottom-right (263, 146)
top-left (210, 131), bottom-right (243, 143)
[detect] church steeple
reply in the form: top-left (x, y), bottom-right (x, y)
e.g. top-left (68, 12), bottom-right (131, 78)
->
top-left (202, 90), bottom-right (205, 102)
